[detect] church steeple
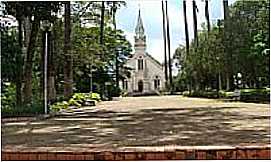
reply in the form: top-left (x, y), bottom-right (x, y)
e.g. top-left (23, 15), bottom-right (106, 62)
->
top-left (134, 8), bottom-right (146, 53)
top-left (135, 9), bottom-right (145, 39)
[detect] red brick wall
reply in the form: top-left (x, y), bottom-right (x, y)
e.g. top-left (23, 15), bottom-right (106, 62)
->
top-left (2, 145), bottom-right (270, 160)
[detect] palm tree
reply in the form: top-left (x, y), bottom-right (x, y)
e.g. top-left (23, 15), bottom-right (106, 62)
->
top-left (183, 0), bottom-right (189, 55)
top-left (205, 0), bottom-right (211, 33)
top-left (63, 1), bottom-right (73, 98)
top-left (161, 0), bottom-right (168, 87)
top-left (223, 0), bottom-right (231, 90)
top-left (192, 0), bottom-right (198, 46)
top-left (165, 0), bottom-right (173, 88)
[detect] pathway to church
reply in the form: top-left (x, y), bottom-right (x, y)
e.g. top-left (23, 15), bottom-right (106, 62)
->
top-left (2, 96), bottom-right (270, 151)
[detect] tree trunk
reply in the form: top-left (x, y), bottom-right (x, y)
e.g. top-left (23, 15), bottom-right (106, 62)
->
top-left (165, 0), bottom-right (173, 89)
top-left (100, 1), bottom-right (105, 53)
top-left (112, 2), bottom-right (120, 89)
top-left (22, 17), bottom-right (40, 105)
top-left (161, 0), bottom-right (168, 88)
top-left (16, 18), bottom-right (23, 107)
top-left (205, 0), bottom-right (211, 33)
top-left (192, 0), bottom-right (198, 46)
top-left (47, 31), bottom-right (56, 103)
top-left (40, 30), bottom-right (45, 100)
top-left (226, 74), bottom-right (230, 90)
top-left (100, 1), bottom-right (106, 99)
top-left (223, 0), bottom-right (231, 91)
top-left (183, 0), bottom-right (189, 55)
top-left (63, 1), bottom-right (73, 98)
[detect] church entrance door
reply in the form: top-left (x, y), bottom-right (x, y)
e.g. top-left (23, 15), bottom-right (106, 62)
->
top-left (138, 80), bottom-right (143, 92)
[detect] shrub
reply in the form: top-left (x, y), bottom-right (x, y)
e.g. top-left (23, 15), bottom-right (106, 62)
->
top-left (182, 90), bottom-right (224, 98)
top-left (90, 92), bottom-right (101, 101)
top-left (68, 98), bottom-right (82, 107)
top-left (49, 92), bottom-right (101, 112)
top-left (240, 88), bottom-right (270, 102)
top-left (2, 101), bottom-right (43, 117)
top-left (1, 83), bottom-right (44, 117)
top-left (72, 93), bottom-right (86, 103)
top-left (182, 91), bottom-right (190, 96)
top-left (1, 82), bottom-right (16, 110)
top-left (50, 101), bottom-right (69, 112)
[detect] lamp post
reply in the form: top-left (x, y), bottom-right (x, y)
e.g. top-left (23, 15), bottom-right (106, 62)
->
top-left (41, 20), bottom-right (52, 114)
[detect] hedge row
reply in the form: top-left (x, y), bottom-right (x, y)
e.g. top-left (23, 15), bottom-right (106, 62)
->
top-left (183, 88), bottom-right (270, 103)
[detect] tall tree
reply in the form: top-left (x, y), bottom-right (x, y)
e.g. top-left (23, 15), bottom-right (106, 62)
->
top-left (223, 0), bottom-right (231, 90)
top-left (13, 3), bottom-right (24, 107)
top-left (192, 0), bottom-right (198, 46)
top-left (161, 0), bottom-right (168, 87)
top-left (165, 0), bottom-right (173, 88)
top-left (63, 1), bottom-right (73, 98)
top-left (100, 1), bottom-right (105, 49)
top-left (109, 1), bottom-right (126, 89)
top-left (205, 0), bottom-right (211, 33)
top-left (183, 0), bottom-right (189, 55)
top-left (23, 15), bottom-right (40, 104)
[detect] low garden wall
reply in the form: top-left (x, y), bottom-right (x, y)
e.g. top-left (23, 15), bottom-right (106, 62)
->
top-left (2, 145), bottom-right (270, 160)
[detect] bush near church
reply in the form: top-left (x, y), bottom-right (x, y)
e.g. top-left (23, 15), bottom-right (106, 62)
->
top-left (50, 92), bottom-right (101, 112)
top-left (182, 88), bottom-right (270, 103)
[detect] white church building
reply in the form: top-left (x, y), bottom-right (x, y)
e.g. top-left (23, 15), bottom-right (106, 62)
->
top-left (120, 9), bottom-right (165, 95)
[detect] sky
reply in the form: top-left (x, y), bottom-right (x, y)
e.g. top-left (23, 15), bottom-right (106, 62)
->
top-left (116, 0), bottom-right (236, 64)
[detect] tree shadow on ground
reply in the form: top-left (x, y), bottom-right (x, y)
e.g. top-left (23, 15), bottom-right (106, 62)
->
top-left (2, 106), bottom-right (270, 148)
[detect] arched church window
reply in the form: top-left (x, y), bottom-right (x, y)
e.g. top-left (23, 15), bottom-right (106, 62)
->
top-left (123, 80), bottom-right (128, 90)
top-left (154, 76), bottom-right (160, 89)
top-left (138, 58), bottom-right (144, 70)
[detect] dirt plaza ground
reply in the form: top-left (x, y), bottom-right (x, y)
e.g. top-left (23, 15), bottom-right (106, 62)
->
top-left (1, 96), bottom-right (270, 150)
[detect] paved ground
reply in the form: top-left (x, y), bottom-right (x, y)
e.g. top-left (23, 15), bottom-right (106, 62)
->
top-left (2, 96), bottom-right (270, 150)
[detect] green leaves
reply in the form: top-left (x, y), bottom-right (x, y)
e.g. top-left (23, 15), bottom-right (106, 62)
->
top-left (176, 0), bottom-right (269, 91)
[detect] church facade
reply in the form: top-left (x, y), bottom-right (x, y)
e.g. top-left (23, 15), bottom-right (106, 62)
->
top-left (120, 9), bottom-right (165, 95)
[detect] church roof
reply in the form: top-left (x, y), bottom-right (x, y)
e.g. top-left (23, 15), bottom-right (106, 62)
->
top-left (145, 52), bottom-right (163, 67)
top-left (135, 9), bottom-right (145, 38)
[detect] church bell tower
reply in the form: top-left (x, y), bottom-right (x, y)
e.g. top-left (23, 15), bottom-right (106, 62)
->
top-left (134, 9), bottom-right (146, 53)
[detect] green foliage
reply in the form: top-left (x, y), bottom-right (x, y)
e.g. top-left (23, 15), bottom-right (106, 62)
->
top-left (72, 93), bottom-right (87, 103)
top-left (49, 92), bottom-right (101, 112)
top-left (182, 90), bottom-right (223, 99)
top-left (90, 93), bottom-right (101, 101)
top-left (68, 98), bottom-right (82, 107)
top-left (1, 29), bottom-right (21, 83)
top-left (174, 0), bottom-right (270, 92)
top-left (1, 83), bottom-right (43, 117)
top-left (1, 83), bottom-right (16, 110)
top-left (50, 101), bottom-right (69, 112)
top-left (240, 88), bottom-right (270, 102)
top-left (2, 103), bottom-right (43, 117)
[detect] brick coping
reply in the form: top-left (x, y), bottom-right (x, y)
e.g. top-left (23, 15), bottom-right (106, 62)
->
top-left (2, 145), bottom-right (270, 160)
top-left (1, 114), bottom-right (56, 123)
top-left (2, 144), bottom-right (270, 153)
